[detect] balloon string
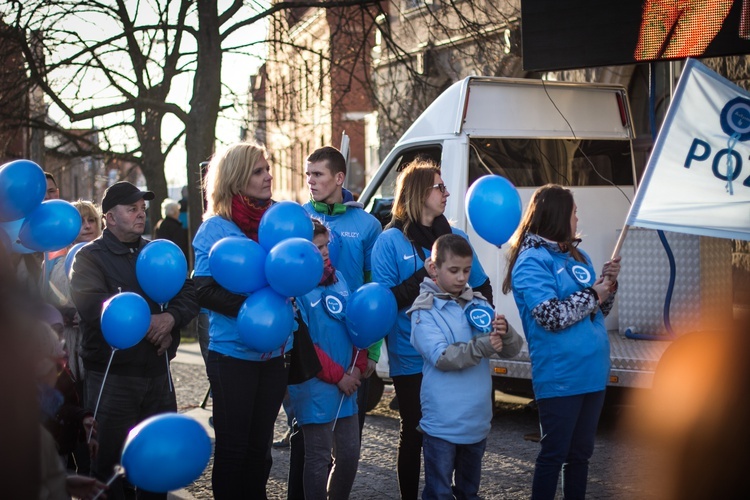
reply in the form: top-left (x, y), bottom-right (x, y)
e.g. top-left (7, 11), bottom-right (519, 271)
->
top-left (91, 464), bottom-right (124, 500)
top-left (165, 351), bottom-right (173, 393)
top-left (89, 348), bottom-right (116, 443)
top-left (42, 252), bottom-right (50, 297)
top-left (332, 349), bottom-right (360, 432)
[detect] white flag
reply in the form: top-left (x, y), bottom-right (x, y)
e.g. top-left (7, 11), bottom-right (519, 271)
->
top-left (626, 59), bottom-right (750, 241)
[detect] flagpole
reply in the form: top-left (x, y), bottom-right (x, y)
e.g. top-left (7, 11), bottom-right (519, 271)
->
top-left (611, 225), bottom-right (630, 260)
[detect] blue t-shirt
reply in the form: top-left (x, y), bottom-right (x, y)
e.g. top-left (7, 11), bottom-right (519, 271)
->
top-left (411, 294), bottom-right (495, 444)
top-left (192, 215), bottom-right (292, 361)
top-left (371, 227), bottom-right (488, 377)
top-left (288, 273), bottom-right (359, 425)
top-left (511, 246), bottom-right (610, 399)
top-left (302, 202), bottom-right (381, 292)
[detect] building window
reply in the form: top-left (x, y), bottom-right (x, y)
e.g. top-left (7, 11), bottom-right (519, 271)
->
top-left (404, 0), bottom-right (430, 11)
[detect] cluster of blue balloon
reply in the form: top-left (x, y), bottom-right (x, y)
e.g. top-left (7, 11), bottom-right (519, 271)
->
top-left (465, 175), bottom-right (523, 247)
top-left (120, 413), bottom-right (211, 493)
top-left (210, 201), bottom-right (398, 353)
top-left (100, 239), bottom-right (188, 350)
top-left (0, 160), bottom-right (82, 253)
top-left (209, 201), bottom-right (321, 352)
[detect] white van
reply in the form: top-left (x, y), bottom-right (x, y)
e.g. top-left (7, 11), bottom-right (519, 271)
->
top-left (360, 76), bottom-right (669, 405)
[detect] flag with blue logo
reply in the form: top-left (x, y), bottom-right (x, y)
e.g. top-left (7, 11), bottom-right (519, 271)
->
top-left (625, 59), bottom-right (750, 241)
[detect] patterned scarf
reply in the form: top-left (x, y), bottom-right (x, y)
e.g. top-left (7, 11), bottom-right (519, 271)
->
top-left (231, 194), bottom-right (272, 242)
top-left (319, 258), bottom-right (338, 287)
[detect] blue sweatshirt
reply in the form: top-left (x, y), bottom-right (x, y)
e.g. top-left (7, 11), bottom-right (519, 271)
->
top-left (288, 272), bottom-right (359, 424)
top-left (192, 215), bottom-right (292, 361)
top-left (302, 199), bottom-right (381, 292)
top-left (371, 227), bottom-right (488, 377)
top-left (511, 234), bottom-right (610, 399)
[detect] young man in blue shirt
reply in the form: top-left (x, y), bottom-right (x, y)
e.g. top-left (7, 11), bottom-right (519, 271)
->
top-left (303, 146), bottom-right (383, 422)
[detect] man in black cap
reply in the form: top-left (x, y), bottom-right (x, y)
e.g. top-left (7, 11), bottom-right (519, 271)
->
top-left (70, 181), bottom-right (199, 499)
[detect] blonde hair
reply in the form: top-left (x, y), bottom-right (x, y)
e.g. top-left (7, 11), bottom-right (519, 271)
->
top-left (73, 199), bottom-right (102, 239)
top-left (204, 142), bottom-right (268, 219)
top-left (387, 159), bottom-right (441, 237)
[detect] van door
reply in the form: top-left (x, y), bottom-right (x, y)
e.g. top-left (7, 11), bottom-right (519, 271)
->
top-left (363, 144), bottom-right (442, 227)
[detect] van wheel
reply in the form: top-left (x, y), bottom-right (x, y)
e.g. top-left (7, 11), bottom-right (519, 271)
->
top-left (366, 376), bottom-right (385, 412)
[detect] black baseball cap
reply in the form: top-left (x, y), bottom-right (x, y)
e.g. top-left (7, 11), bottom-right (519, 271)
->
top-left (101, 181), bottom-right (155, 214)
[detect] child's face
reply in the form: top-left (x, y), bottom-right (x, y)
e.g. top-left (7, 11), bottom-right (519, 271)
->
top-left (434, 252), bottom-right (473, 295)
top-left (313, 233), bottom-right (330, 263)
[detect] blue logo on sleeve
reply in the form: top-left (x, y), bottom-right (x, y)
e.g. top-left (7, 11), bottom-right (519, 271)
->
top-left (465, 304), bottom-right (494, 334)
top-left (570, 265), bottom-right (592, 285)
top-left (322, 290), bottom-right (346, 321)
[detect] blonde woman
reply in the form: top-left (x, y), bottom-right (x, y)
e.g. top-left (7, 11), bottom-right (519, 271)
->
top-left (192, 142), bottom-right (292, 498)
top-left (47, 200), bottom-right (102, 382)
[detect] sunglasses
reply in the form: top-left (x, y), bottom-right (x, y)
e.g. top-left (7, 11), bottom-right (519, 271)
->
top-left (431, 183), bottom-right (447, 194)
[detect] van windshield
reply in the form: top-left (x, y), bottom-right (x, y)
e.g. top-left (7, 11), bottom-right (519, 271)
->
top-left (468, 138), bottom-right (634, 187)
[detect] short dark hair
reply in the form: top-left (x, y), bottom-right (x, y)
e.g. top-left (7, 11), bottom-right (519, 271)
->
top-left (432, 234), bottom-right (473, 267)
top-left (307, 146), bottom-right (346, 176)
top-left (44, 172), bottom-right (57, 187)
top-left (312, 217), bottom-right (329, 238)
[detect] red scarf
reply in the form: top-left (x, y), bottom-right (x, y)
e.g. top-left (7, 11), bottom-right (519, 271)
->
top-left (231, 194), bottom-right (272, 242)
top-left (319, 258), bottom-right (338, 286)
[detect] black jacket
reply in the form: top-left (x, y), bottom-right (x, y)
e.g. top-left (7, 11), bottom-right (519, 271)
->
top-left (70, 229), bottom-right (199, 376)
top-left (154, 216), bottom-right (189, 260)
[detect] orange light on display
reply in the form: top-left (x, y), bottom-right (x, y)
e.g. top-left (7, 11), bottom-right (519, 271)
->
top-left (634, 0), bottom-right (735, 60)
top-left (521, 0), bottom-right (750, 72)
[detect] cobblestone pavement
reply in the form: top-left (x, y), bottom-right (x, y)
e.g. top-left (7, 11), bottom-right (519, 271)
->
top-left (172, 342), bottom-right (659, 499)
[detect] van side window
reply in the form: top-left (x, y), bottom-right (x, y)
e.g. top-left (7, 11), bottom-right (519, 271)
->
top-left (468, 138), bottom-right (634, 188)
top-left (366, 145), bottom-right (442, 228)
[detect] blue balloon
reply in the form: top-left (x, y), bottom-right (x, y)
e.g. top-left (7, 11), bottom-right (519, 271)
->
top-left (0, 159), bottom-right (46, 222)
top-left (465, 175), bottom-right (522, 247)
top-left (209, 236), bottom-right (268, 294)
top-left (258, 201), bottom-right (313, 251)
top-left (101, 292), bottom-right (151, 349)
top-left (18, 200), bottom-right (82, 252)
top-left (136, 239), bottom-right (187, 305)
top-left (0, 218), bottom-right (35, 254)
top-left (265, 237), bottom-right (323, 297)
top-left (345, 283), bottom-right (398, 349)
top-left (237, 287), bottom-right (294, 352)
top-left (64, 242), bottom-right (87, 276)
top-left (121, 413), bottom-right (211, 493)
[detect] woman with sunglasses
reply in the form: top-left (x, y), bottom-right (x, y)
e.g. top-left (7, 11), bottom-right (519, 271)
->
top-left (371, 159), bottom-right (493, 499)
top-left (502, 184), bottom-right (620, 499)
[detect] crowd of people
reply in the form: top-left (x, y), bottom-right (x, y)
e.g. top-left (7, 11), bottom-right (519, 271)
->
top-left (1, 147), bottom-right (625, 500)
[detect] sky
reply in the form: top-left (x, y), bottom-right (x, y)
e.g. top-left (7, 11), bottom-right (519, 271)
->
top-left (18, 0), bottom-right (269, 189)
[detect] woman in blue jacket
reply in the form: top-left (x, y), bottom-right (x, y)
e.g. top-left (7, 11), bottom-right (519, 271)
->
top-left (371, 159), bottom-right (492, 499)
top-left (502, 184), bottom-right (621, 500)
top-left (192, 142), bottom-right (292, 498)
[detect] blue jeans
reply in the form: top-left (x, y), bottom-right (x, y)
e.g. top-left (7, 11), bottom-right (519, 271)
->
top-left (422, 433), bottom-right (486, 500)
top-left (207, 351), bottom-right (288, 499)
top-left (85, 370), bottom-right (176, 500)
top-left (532, 390), bottom-right (606, 500)
top-left (301, 415), bottom-right (360, 500)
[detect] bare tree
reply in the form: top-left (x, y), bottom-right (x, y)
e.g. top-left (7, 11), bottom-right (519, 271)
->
top-left (0, 0), bottom-right (381, 246)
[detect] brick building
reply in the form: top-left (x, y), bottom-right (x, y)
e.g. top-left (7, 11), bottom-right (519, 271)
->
top-left (262, 2), bottom-right (379, 202)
